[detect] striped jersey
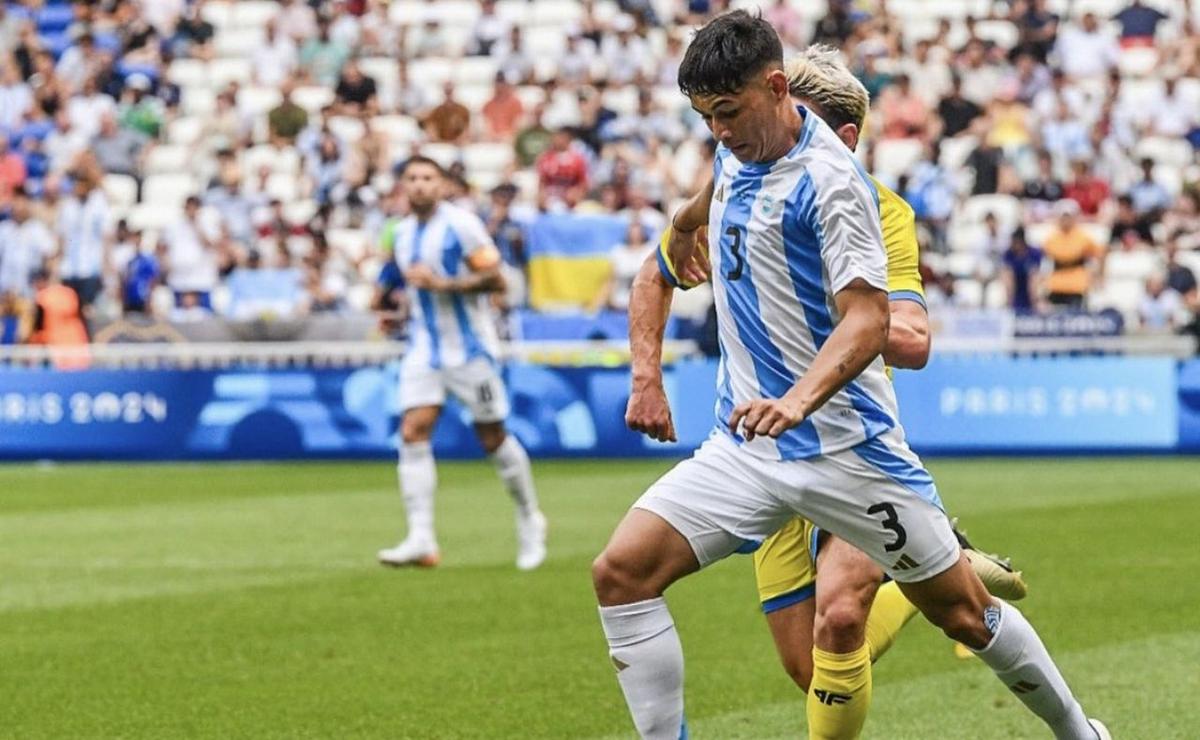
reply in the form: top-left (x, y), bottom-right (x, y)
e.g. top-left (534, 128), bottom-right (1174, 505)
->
top-left (389, 202), bottom-right (502, 369)
top-left (697, 108), bottom-right (900, 461)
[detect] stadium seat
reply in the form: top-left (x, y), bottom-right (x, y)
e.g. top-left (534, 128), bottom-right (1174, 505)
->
top-left (974, 20), bottom-right (1018, 49)
top-left (145, 145), bottom-right (191, 176)
top-left (209, 58), bottom-right (252, 87)
top-left (230, 0), bottom-right (278, 29)
top-left (200, 1), bottom-right (233, 28)
top-left (525, 26), bottom-right (566, 57)
top-left (1106, 250), bottom-right (1161, 282)
top-left (167, 116), bottom-right (204, 147)
top-left (214, 27), bottom-right (264, 58)
top-left (465, 142), bottom-right (515, 174)
top-left (952, 278), bottom-right (985, 307)
top-left (283, 199), bottom-right (318, 227)
top-left (237, 86), bottom-right (283, 117)
top-left (961, 194), bottom-right (1023, 233)
top-left (946, 252), bottom-right (982, 278)
top-left (603, 86), bottom-right (640, 117)
top-left (167, 58), bottom-right (209, 89)
top-left (182, 87), bottom-right (217, 116)
top-left (454, 57), bottom-right (500, 87)
top-left (328, 116), bottom-right (366, 144)
top-left (938, 135), bottom-right (978, 171)
top-left (327, 228), bottom-right (370, 260)
top-left (872, 139), bottom-right (925, 182)
top-left (265, 172), bottom-right (300, 202)
top-left (388, 0), bottom-right (438, 26)
top-left (984, 278), bottom-right (1009, 309)
top-left (456, 84), bottom-right (493, 113)
top-left (291, 85), bottom-right (334, 113)
top-left (496, 0), bottom-right (531, 25)
top-left (242, 144), bottom-right (301, 178)
top-left (1091, 278), bottom-right (1145, 319)
top-left (128, 201), bottom-right (180, 231)
top-left (421, 143), bottom-right (461, 169)
top-left (410, 58), bottom-right (454, 87)
top-left (358, 57), bottom-right (399, 109)
top-left (529, 0), bottom-right (583, 27)
top-left (101, 174), bottom-right (138, 210)
top-left (1137, 137), bottom-right (1194, 168)
top-left (143, 173), bottom-right (196, 211)
top-left (1118, 47), bottom-right (1159, 78)
top-left (370, 115), bottom-right (421, 147)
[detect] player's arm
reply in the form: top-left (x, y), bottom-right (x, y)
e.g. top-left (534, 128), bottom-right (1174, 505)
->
top-left (667, 177), bottom-right (714, 284)
top-left (625, 252), bottom-right (677, 443)
top-left (884, 300), bottom-right (930, 369)
top-left (733, 281), bottom-right (889, 441)
top-left (405, 217), bottom-right (506, 294)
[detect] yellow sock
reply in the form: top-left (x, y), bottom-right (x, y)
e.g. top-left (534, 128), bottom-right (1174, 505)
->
top-left (864, 581), bottom-right (919, 663)
top-left (806, 642), bottom-right (872, 740)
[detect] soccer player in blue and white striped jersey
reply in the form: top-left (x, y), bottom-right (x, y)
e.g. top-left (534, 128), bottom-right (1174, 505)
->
top-left (592, 11), bottom-right (1107, 740)
top-left (376, 156), bottom-right (546, 571)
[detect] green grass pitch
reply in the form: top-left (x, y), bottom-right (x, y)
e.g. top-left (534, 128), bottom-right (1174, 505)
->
top-left (2, 457), bottom-right (1199, 739)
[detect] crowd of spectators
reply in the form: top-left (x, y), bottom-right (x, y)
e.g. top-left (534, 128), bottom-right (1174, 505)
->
top-left (1, 0), bottom-right (1199, 347)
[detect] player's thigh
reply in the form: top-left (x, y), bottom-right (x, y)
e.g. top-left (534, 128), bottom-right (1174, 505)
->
top-left (399, 359), bottom-right (447, 421)
top-left (635, 434), bottom-right (792, 569)
top-left (594, 507), bottom-right (701, 605)
top-left (444, 357), bottom-right (510, 424)
top-left (788, 431), bottom-right (959, 585)
top-left (764, 596), bottom-right (817, 691)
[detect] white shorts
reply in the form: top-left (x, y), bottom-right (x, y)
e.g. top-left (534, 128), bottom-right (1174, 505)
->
top-left (399, 356), bottom-right (510, 424)
top-left (633, 429), bottom-right (958, 583)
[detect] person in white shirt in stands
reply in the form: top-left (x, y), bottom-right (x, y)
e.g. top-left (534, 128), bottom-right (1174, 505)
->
top-left (1053, 12), bottom-right (1120, 80)
top-left (159, 196), bottom-right (227, 312)
top-left (56, 168), bottom-right (112, 314)
top-left (591, 221), bottom-right (656, 313)
top-left (252, 21), bottom-right (298, 88)
top-left (0, 187), bottom-right (55, 338)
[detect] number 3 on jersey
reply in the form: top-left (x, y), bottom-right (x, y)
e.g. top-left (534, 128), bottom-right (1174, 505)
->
top-left (724, 225), bottom-right (746, 281)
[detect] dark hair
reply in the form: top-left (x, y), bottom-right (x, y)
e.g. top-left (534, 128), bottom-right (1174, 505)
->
top-left (398, 155), bottom-right (445, 177)
top-left (677, 10), bottom-right (782, 98)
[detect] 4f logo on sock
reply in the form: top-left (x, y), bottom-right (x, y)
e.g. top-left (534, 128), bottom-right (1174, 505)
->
top-left (813, 689), bottom-right (852, 706)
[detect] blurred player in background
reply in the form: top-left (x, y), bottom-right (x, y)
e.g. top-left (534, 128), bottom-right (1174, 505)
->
top-left (596, 12), bottom-right (1106, 740)
top-left (376, 156), bottom-right (547, 571)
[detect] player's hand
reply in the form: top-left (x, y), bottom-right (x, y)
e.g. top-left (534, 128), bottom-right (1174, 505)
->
top-left (729, 398), bottom-right (805, 442)
top-left (678, 237), bottom-right (711, 286)
top-left (667, 227), bottom-right (702, 282)
top-left (405, 265), bottom-right (448, 291)
top-left (626, 381), bottom-right (677, 443)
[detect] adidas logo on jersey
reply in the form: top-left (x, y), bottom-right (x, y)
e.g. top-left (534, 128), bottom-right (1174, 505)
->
top-left (714, 184), bottom-right (726, 203)
top-left (813, 689), bottom-right (852, 706)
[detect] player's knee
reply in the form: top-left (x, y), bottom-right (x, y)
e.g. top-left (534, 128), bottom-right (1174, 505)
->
top-left (933, 602), bottom-right (992, 649)
top-left (591, 549), bottom-right (653, 605)
top-left (401, 419), bottom-right (433, 445)
top-left (476, 424), bottom-right (507, 454)
top-left (815, 597), bottom-right (870, 652)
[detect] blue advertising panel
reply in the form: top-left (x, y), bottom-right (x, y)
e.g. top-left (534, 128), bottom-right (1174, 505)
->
top-left (891, 356), bottom-right (1179, 452)
top-left (0, 362), bottom-right (720, 461)
top-left (0, 356), bottom-right (1186, 460)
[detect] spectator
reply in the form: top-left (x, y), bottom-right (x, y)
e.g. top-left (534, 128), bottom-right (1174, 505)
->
top-left (1150, 77), bottom-right (1196, 138)
top-left (0, 188), bottom-right (54, 332)
top-left (278, 0), bottom-right (317, 43)
top-left (966, 134), bottom-right (1006, 196)
top-left (591, 220), bottom-right (655, 312)
top-left (958, 39), bottom-right (1004, 107)
top-left (395, 59), bottom-right (430, 117)
top-left (118, 74), bottom-right (164, 139)
top-left (28, 268), bottom-right (89, 366)
top-left (268, 79), bottom-right (309, 146)
top-left (56, 167), bottom-right (112, 313)
top-left (252, 21), bottom-right (299, 88)
top-left (1053, 12), bottom-right (1119, 80)
top-left (159, 196), bottom-right (224, 311)
top-left (169, 2), bottom-right (215, 61)
top-left (812, 0), bottom-right (856, 47)
top-left (54, 33), bottom-right (97, 93)
top-left (0, 59), bottom-right (32, 130)
top-left (601, 15), bottom-right (652, 84)
top-left (422, 82), bottom-right (471, 144)
top-left (468, 0), bottom-right (511, 56)
top-left (334, 60), bottom-right (378, 116)
top-left (494, 26), bottom-right (535, 85)
top-left (1165, 238), bottom-right (1198, 300)
top-left (561, 32), bottom-right (600, 87)
top-left (903, 143), bottom-right (956, 253)
top-left (1109, 194), bottom-right (1155, 245)
top-left (1138, 275), bottom-right (1184, 330)
top-left (0, 133), bottom-right (28, 210)
top-left (412, 19), bottom-right (450, 58)
top-left (1012, 0), bottom-right (1059, 63)
top-left (1128, 158), bottom-right (1172, 219)
top-left (44, 110), bottom-right (88, 177)
top-left (537, 129), bottom-right (589, 209)
top-left (91, 111), bottom-right (149, 196)
top-left (878, 74), bottom-right (929, 140)
top-left (1002, 227), bottom-right (1044, 313)
top-left (1063, 159), bottom-right (1112, 219)
top-left (482, 75), bottom-right (525, 142)
top-left (1042, 201), bottom-right (1104, 309)
top-left (1113, 0), bottom-right (1168, 46)
top-left (936, 76), bottom-right (983, 138)
top-left (300, 15), bottom-right (350, 87)
top-left (904, 40), bottom-right (952, 107)
top-left (1164, 192), bottom-right (1200, 251)
top-left (1040, 99), bottom-right (1091, 163)
top-left (66, 75), bottom-right (117, 142)
top-left (1010, 51), bottom-right (1052, 105)
top-left (205, 170), bottom-right (263, 248)
top-left (514, 104), bottom-right (553, 168)
top-left (765, 0), bottom-right (806, 50)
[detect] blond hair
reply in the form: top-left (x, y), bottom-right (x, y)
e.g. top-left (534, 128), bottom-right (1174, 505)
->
top-left (785, 45), bottom-right (870, 132)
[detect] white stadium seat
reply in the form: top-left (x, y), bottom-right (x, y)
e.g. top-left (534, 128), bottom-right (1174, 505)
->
top-left (410, 58), bottom-right (455, 88)
top-left (872, 138), bottom-right (924, 181)
top-left (328, 116), bottom-right (366, 144)
top-left (961, 194), bottom-right (1024, 233)
top-left (230, 0), bottom-right (278, 28)
top-left (454, 57), bottom-right (500, 87)
top-left (101, 174), bottom-right (138, 210)
top-left (209, 58), bottom-right (252, 88)
top-left (291, 85), bottom-right (334, 113)
top-left (214, 27), bottom-right (264, 58)
top-left (421, 143), bottom-right (461, 170)
top-left (167, 58), bottom-right (209, 89)
top-left (145, 145), bottom-right (191, 176)
top-left (464, 142), bottom-right (515, 174)
top-left (371, 115), bottom-right (422, 147)
top-left (242, 145), bottom-right (301, 177)
top-left (237, 86), bottom-right (283, 117)
top-left (327, 228), bottom-right (370, 260)
top-left (200, 1), bottom-right (233, 28)
top-left (142, 173), bottom-right (197, 211)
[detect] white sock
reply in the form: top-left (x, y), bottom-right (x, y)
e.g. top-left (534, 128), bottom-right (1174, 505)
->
top-left (398, 441), bottom-right (437, 545)
top-left (599, 597), bottom-right (685, 740)
top-left (489, 435), bottom-right (540, 516)
top-left (972, 602), bottom-right (1094, 740)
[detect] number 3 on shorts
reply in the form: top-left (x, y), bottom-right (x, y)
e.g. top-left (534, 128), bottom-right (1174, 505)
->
top-left (867, 502), bottom-right (908, 553)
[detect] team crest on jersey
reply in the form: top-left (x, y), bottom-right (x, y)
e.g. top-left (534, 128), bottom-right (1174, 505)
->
top-left (760, 195), bottom-right (779, 217)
